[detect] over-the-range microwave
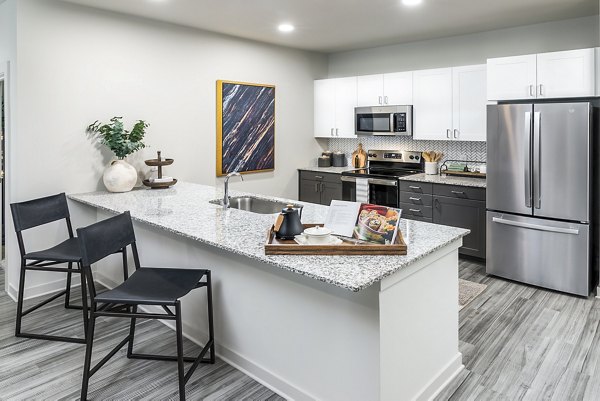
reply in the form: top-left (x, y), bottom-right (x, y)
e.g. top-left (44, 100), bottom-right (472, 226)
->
top-left (355, 105), bottom-right (413, 136)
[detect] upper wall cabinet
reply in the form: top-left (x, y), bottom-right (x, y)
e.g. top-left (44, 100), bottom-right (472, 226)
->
top-left (412, 68), bottom-right (453, 141)
top-left (413, 65), bottom-right (486, 141)
top-left (356, 72), bottom-right (413, 107)
top-left (487, 48), bottom-right (596, 100)
top-left (487, 55), bottom-right (537, 100)
top-left (314, 77), bottom-right (357, 138)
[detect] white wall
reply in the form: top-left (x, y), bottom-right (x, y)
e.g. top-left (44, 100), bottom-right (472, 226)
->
top-left (7, 0), bottom-right (327, 297)
top-left (328, 15), bottom-right (600, 77)
top-left (0, 0), bottom-right (17, 296)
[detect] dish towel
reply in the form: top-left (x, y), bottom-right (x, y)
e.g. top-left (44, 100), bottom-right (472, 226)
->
top-left (356, 178), bottom-right (369, 203)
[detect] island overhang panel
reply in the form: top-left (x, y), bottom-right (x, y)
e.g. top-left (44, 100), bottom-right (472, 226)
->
top-left (68, 182), bottom-right (468, 401)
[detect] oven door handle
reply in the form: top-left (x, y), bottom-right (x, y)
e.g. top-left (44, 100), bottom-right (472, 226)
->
top-left (340, 176), bottom-right (398, 187)
top-left (369, 178), bottom-right (398, 187)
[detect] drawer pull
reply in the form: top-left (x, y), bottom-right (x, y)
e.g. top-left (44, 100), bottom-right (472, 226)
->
top-left (409, 197), bottom-right (421, 202)
top-left (409, 186), bottom-right (421, 190)
top-left (314, 175), bottom-right (323, 179)
top-left (451, 190), bottom-right (465, 195)
top-left (409, 209), bottom-right (421, 213)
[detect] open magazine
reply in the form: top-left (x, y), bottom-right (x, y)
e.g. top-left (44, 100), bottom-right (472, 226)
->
top-left (324, 200), bottom-right (402, 245)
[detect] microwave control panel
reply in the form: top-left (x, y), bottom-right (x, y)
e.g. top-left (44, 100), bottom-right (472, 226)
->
top-left (395, 113), bottom-right (407, 132)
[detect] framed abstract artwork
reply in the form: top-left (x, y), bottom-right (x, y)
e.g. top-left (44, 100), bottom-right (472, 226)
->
top-left (216, 80), bottom-right (275, 176)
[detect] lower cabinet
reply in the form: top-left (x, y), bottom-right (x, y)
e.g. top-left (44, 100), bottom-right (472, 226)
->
top-left (432, 195), bottom-right (486, 259)
top-left (298, 171), bottom-right (342, 206)
top-left (401, 181), bottom-right (486, 259)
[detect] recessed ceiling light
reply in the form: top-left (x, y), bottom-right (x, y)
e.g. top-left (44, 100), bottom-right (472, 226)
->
top-left (278, 23), bottom-right (295, 33)
top-left (402, 0), bottom-right (422, 5)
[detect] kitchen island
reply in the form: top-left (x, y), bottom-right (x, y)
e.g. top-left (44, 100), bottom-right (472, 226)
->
top-left (69, 182), bottom-right (469, 401)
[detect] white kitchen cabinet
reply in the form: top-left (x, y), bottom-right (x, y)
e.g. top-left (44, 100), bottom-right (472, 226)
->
top-left (413, 68), bottom-right (453, 140)
top-left (357, 74), bottom-right (384, 107)
top-left (452, 65), bottom-right (487, 141)
top-left (487, 48), bottom-right (596, 100)
top-left (537, 48), bottom-right (595, 98)
top-left (383, 71), bottom-right (413, 105)
top-left (487, 54), bottom-right (537, 101)
top-left (314, 79), bottom-right (336, 138)
top-left (356, 72), bottom-right (413, 107)
top-left (413, 65), bottom-right (486, 141)
top-left (314, 77), bottom-right (357, 138)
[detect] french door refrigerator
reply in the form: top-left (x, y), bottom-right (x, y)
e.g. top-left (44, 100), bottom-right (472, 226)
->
top-left (486, 102), bottom-right (594, 296)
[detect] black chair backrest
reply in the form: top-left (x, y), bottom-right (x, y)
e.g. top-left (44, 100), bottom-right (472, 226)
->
top-left (77, 211), bottom-right (136, 267)
top-left (10, 193), bottom-right (71, 232)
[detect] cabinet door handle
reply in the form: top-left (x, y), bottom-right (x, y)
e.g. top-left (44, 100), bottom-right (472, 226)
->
top-left (529, 84), bottom-right (535, 97)
top-left (378, 96), bottom-right (383, 105)
top-left (539, 84), bottom-right (544, 97)
top-left (320, 182), bottom-right (325, 192)
top-left (409, 209), bottom-right (421, 213)
top-left (409, 186), bottom-right (421, 190)
top-left (451, 190), bottom-right (465, 195)
top-left (330, 128), bottom-right (334, 136)
top-left (453, 129), bottom-right (459, 139)
top-left (409, 197), bottom-right (421, 201)
top-left (314, 183), bottom-right (319, 192)
top-left (446, 129), bottom-right (451, 138)
top-left (384, 96), bottom-right (388, 104)
top-left (335, 128), bottom-right (339, 136)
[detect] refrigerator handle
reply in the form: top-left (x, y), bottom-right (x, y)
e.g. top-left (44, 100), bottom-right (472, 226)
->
top-left (533, 111), bottom-right (541, 209)
top-left (524, 112), bottom-right (532, 208)
top-left (492, 217), bottom-right (579, 235)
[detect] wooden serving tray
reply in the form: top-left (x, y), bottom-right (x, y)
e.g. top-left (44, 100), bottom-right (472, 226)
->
top-left (265, 224), bottom-right (407, 255)
top-left (442, 170), bottom-right (486, 179)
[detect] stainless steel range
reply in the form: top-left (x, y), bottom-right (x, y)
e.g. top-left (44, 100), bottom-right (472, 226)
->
top-left (341, 149), bottom-right (424, 207)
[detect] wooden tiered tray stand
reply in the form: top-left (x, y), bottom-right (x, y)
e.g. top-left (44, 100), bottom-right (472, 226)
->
top-left (143, 151), bottom-right (178, 189)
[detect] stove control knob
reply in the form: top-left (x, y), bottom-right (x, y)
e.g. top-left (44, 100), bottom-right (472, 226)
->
top-left (409, 155), bottom-right (414, 160)
top-left (415, 155), bottom-right (420, 160)
top-left (368, 153), bottom-right (377, 158)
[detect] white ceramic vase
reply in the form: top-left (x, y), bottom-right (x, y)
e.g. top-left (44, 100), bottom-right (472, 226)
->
top-left (103, 159), bottom-right (137, 192)
top-left (425, 162), bottom-right (438, 175)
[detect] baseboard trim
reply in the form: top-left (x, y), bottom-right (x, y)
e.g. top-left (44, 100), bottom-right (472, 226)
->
top-left (7, 276), bottom-right (81, 303)
top-left (94, 273), bottom-right (310, 401)
top-left (416, 353), bottom-right (464, 401)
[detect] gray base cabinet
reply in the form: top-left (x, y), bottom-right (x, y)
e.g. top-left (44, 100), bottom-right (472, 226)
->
top-left (401, 180), bottom-right (486, 259)
top-left (298, 171), bottom-right (342, 206)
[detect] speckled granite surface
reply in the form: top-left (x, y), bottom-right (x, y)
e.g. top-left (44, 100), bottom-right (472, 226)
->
top-left (68, 182), bottom-right (468, 292)
top-left (298, 166), bottom-right (352, 174)
top-left (399, 173), bottom-right (487, 188)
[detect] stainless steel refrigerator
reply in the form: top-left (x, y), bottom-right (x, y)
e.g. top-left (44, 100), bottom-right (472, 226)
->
top-left (486, 102), bottom-right (595, 296)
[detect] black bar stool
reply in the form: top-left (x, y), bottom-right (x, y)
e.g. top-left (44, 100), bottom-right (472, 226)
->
top-left (77, 211), bottom-right (215, 401)
top-left (10, 193), bottom-right (90, 343)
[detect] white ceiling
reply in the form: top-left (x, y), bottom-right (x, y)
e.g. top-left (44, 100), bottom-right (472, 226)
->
top-left (63, 0), bottom-right (599, 53)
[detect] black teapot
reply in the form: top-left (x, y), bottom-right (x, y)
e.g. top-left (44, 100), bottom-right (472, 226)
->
top-left (274, 204), bottom-right (304, 240)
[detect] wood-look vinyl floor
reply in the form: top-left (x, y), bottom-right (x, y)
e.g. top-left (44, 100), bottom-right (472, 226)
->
top-left (0, 270), bottom-right (285, 401)
top-left (3, 258), bottom-right (600, 400)
top-left (437, 258), bottom-right (600, 401)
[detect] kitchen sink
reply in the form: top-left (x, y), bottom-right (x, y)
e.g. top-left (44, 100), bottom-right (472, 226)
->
top-left (210, 196), bottom-right (301, 215)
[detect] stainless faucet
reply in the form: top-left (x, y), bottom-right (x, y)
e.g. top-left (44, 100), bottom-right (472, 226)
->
top-left (223, 172), bottom-right (244, 208)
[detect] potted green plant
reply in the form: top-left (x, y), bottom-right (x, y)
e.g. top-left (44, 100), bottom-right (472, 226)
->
top-left (87, 117), bottom-right (149, 192)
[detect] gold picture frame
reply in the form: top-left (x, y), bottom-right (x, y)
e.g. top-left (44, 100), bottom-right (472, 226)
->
top-left (216, 80), bottom-right (276, 177)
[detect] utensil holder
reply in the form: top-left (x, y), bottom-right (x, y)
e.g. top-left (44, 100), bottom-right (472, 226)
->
top-left (425, 162), bottom-right (438, 175)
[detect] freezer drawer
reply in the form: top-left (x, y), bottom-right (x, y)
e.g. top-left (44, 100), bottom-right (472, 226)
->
top-left (486, 212), bottom-right (590, 296)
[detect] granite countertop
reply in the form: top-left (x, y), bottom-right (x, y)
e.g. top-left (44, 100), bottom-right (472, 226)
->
top-left (399, 173), bottom-right (487, 188)
top-left (298, 166), bottom-right (353, 174)
top-left (68, 182), bottom-right (468, 292)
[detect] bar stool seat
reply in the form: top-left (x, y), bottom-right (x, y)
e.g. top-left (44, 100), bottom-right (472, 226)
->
top-left (24, 237), bottom-right (81, 262)
top-left (95, 267), bottom-right (207, 306)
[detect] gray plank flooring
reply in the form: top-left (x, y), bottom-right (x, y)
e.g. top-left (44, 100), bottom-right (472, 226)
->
top-left (0, 270), bottom-right (285, 401)
top-left (436, 259), bottom-right (600, 401)
top-left (3, 259), bottom-right (600, 400)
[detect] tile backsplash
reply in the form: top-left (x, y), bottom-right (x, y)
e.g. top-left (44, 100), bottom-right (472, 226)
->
top-left (327, 137), bottom-right (486, 164)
